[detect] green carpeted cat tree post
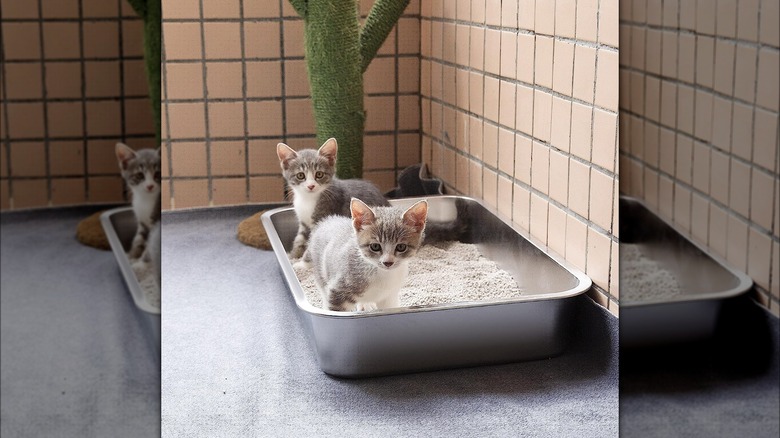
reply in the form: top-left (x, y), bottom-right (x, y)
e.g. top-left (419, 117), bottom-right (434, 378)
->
top-left (239, 0), bottom-right (410, 249)
top-left (287, 0), bottom-right (410, 179)
top-left (126, 0), bottom-right (162, 142)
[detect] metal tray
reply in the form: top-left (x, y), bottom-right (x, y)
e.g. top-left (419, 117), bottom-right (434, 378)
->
top-left (101, 207), bottom-right (161, 353)
top-left (261, 195), bottom-right (592, 377)
top-left (620, 196), bottom-right (753, 347)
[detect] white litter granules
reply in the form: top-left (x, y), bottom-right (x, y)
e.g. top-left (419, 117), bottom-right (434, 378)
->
top-left (131, 257), bottom-right (161, 309)
top-left (621, 243), bottom-right (682, 303)
top-left (292, 241), bottom-right (524, 309)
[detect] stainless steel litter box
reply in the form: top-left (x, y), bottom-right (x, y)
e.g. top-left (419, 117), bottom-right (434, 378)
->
top-left (101, 207), bottom-right (161, 352)
top-left (620, 196), bottom-right (753, 347)
top-left (262, 195), bottom-right (592, 377)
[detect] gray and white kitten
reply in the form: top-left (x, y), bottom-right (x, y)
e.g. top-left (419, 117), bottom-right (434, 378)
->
top-left (277, 138), bottom-right (389, 258)
top-left (307, 198), bottom-right (428, 312)
top-left (115, 142), bottom-right (161, 260)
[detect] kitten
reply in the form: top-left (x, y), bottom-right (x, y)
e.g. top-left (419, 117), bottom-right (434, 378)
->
top-left (277, 138), bottom-right (389, 258)
top-left (115, 143), bottom-right (161, 260)
top-left (307, 198), bottom-right (428, 312)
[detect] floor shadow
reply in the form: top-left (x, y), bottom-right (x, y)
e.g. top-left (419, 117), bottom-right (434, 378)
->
top-left (621, 294), bottom-right (778, 395)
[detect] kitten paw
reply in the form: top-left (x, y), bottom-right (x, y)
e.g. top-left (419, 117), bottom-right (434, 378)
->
top-left (293, 259), bottom-right (311, 270)
top-left (355, 302), bottom-right (378, 312)
top-left (289, 246), bottom-right (305, 259)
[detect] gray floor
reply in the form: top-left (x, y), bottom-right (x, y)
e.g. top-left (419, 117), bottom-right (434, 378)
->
top-left (620, 296), bottom-right (780, 437)
top-left (1, 206), bottom-right (160, 437)
top-left (161, 205), bottom-right (619, 437)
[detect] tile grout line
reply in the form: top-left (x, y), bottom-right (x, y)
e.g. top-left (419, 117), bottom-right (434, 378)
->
top-left (591, 0), bottom-right (608, 296)
top-left (0, 6), bottom-right (15, 208)
top-left (35, 0), bottom-right (52, 206)
top-left (239, 0), bottom-right (250, 203)
top-left (393, 14), bottom-right (400, 185)
top-left (117, 0), bottom-right (127, 146)
top-left (619, 18), bottom-right (780, 52)
top-left (161, 5), bottom-right (176, 208)
top-left (4, 55), bottom-right (145, 64)
top-left (197, 0), bottom-right (214, 206)
top-left (278, 0), bottom-right (289, 202)
top-left (428, 14), bottom-right (621, 51)
top-left (0, 5), bottom-right (14, 210)
top-left (157, 52), bottom-right (419, 65)
top-left (77, 0), bottom-right (91, 202)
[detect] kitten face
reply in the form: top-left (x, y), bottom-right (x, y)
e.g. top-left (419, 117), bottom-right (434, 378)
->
top-left (115, 143), bottom-right (161, 196)
top-left (277, 139), bottom-right (337, 195)
top-left (351, 199), bottom-right (428, 270)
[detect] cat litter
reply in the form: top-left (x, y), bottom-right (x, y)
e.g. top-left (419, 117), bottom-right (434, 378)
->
top-left (620, 243), bottom-right (682, 304)
top-left (131, 257), bottom-right (161, 309)
top-left (293, 241), bottom-right (524, 309)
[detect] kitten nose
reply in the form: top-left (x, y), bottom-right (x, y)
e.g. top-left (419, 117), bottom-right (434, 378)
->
top-left (307, 184), bottom-right (315, 190)
top-left (146, 184), bottom-right (155, 191)
top-left (383, 261), bottom-right (394, 267)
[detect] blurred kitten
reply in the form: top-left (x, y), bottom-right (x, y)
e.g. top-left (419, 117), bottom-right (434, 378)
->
top-left (115, 143), bottom-right (161, 260)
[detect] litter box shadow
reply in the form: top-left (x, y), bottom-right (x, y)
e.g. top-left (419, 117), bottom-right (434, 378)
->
top-left (620, 293), bottom-right (778, 396)
top-left (330, 295), bottom-right (617, 399)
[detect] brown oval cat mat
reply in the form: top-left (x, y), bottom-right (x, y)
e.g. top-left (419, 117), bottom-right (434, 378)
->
top-left (76, 210), bottom-right (111, 250)
top-left (237, 210), bottom-right (272, 250)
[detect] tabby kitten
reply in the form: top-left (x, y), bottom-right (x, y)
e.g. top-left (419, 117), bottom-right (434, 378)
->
top-left (307, 198), bottom-right (428, 311)
top-left (277, 138), bottom-right (389, 258)
top-left (115, 143), bottom-right (161, 260)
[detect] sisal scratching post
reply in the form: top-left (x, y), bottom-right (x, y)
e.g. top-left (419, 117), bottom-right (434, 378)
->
top-left (237, 211), bottom-right (273, 250)
top-left (76, 211), bottom-right (111, 250)
top-left (286, 0), bottom-right (410, 179)
top-left (125, 0), bottom-right (161, 142)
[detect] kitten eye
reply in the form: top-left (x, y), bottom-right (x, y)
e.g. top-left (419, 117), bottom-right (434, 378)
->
top-left (315, 171), bottom-right (324, 179)
top-left (154, 171), bottom-right (161, 180)
top-left (395, 244), bottom-right (407, 253)
top-left (134, 172), bottom-right (143, 180)
top-left (369, 243), bottom-right (382, 252)
top-left (296, 172), bottom-right (306, 180)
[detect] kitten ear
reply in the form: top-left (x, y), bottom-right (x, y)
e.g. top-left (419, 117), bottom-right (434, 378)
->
top-left (350, 198), bottom-right (376, 232)
top-left (402, 200), bottom-right (428, 233)
top-left (318, 138), bottom-right (338, 167)
top-left (276, 143), bottom-right (298, 170)
top-left (115, 142), bottom-right (136, 170)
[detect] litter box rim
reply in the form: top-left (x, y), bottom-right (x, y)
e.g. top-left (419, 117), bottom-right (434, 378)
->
top-left (262, 195), bottom-right (592, 319)
top-left (101, 206), bottom-right (161, 315)
top-left (619, 196), bottom-right (753, 308)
